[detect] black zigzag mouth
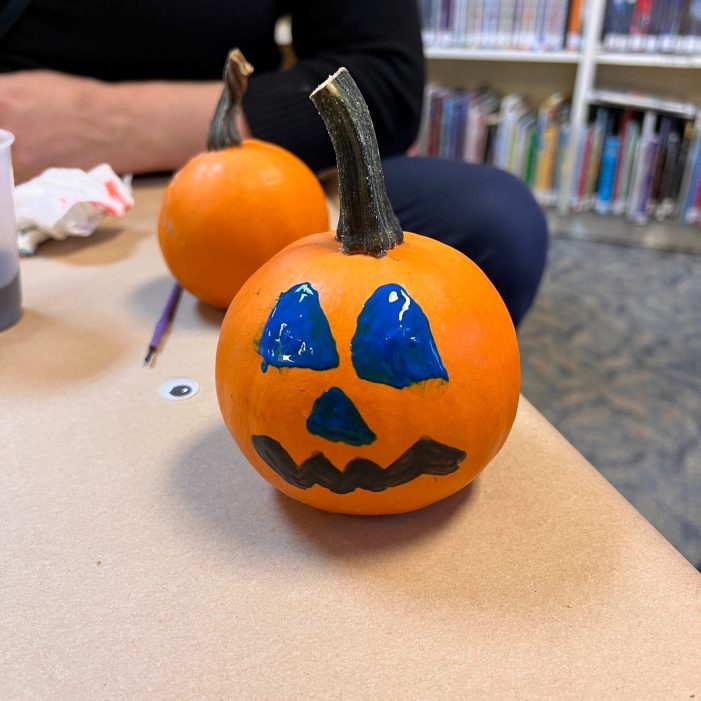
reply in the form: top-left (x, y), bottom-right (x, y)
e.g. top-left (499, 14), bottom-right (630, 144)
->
top-left (251, 435), bottom-right (467, 495)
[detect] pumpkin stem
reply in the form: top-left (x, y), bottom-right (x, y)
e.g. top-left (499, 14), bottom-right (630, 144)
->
top-left (310, 68), bottom-right (403, 256)
top-left (207, 48), bottom-right (254, 151)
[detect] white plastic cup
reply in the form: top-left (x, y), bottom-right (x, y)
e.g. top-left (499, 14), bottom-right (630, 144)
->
top-left (0, 130), bottom-right (21, 330)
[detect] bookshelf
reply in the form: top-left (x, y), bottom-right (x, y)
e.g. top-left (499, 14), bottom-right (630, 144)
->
top-left (423, 0), bottom-right (701, 249)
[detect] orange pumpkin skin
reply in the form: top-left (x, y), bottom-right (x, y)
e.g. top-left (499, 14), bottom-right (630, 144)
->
top-left (158, 139), bottom-right (329, 309)
top-left (215, 230), bottom-right (520, 515)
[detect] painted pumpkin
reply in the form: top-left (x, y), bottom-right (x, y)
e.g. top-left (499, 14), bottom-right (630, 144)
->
top-left (216, 68), bottom-right (520, 515)
top-left (158, 49), bottom-right (329, 310)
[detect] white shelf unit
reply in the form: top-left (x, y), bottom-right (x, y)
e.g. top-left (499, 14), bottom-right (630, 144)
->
top-left (595, 52), bottom-right (701, 68)
top-left (424, 0), bottom-right (701, 228)
top-left (425, 47), bottom-right (581, 63)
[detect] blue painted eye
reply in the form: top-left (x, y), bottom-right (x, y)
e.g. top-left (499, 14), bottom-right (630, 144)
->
top-left (306, 387), bottom-right (376, 446)
top-left (351, 283), bottom-right (448, 388)
top-left (258, 283), bottom-right (339, 372)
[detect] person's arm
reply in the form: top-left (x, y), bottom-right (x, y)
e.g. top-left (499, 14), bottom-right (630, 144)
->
top-left (244, 0), bottom-right (425, 172)
top-left (0, 71), bottom-right (246, 183)
top-left (0, 0), bottom-right (423, 182)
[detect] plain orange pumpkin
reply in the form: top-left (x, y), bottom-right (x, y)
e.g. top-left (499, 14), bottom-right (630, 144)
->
top-left (215, 68), bottom-right (520, 515)
top-left (158, 50), bottom-right (329, 310)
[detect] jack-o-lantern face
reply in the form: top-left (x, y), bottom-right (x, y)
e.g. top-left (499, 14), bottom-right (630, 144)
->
top-left (214, 67), bottom-right (519, 515)
top-left (251, 281), bottom-right (467, 495)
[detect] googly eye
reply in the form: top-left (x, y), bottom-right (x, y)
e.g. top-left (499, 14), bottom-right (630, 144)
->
top-left (159, 377), bottom-right (200, 401)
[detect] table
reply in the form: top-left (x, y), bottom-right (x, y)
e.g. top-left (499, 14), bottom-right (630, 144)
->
top-left (2, 180), bottom-right (700, 699)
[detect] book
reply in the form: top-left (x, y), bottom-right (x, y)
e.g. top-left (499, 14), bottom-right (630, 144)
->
top-left (466, 0), bottom-right (485, 46)
top-left (595, 135), bottom-right (621, 214)
top-left (655, 130), bottom-right (681, 219)
top-left (523, 123), bottom-right (540, 185)
top-left (465, 90), bottom-right (500, 162)
top-left (613, 117), bottom-right (641, 214)
top-left (497, 0), bottom-right (518, 47)
top-left (437, 0), bottom-right (454, 46)
top-left (428, 86), bottom-right (451, 155)
top-left (416, 83), bottom-right (439, 155)
top-left (494, 94), bottom-right (527, 169)
top-left (450, 0), bottom-right (467, 45)
top-left (678, 115), bottom-right (701, 223)
top-left (604, 0), bottom-right (634, 50)
top-left (481, 0), bottom-right (502, 49)
top-left (540, 0), bottom-right (570, 50)
top-left (645, 0), bottom-right (667, 51)
top-left (513, 0), bottom-right (526, 47)
top-left (583, 107), bottom-right (610, 209)
top-left (533, 93), bottom-right (565, 204)
top-left (628, 0), bottom-right (654, 52)
top-left (532, 0), bottom-right (548, 49)
top-left (688, 170), bottom-right (701, 223)
top-left (566, 0), bottom-right (584, 49)
top-left (626, 110), bottom-right (657, 223)
top-left (659, 0), bottom-right (687, 52)
top-left (648, 115), bottom-right (674, 210)
top-left (518, 0), bottom-right (540, 49)
top-left (639, 136), bottom-right (661, 221)
top-left (551, 103), bottom-right (571, 203)
top-left (680, 0), bottom-right (701, 53)
top-left (571, 125), bottom-right (593, 211)
top-left (671, 119), bottom-right (696, 216)
top-left (611, 108), bottom-right (633, 203)
top-left (439, 92), bottom-right (461, 159)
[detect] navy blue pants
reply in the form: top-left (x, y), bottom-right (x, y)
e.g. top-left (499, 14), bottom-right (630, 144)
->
top-left (382, 156), bottom-right (549, 328)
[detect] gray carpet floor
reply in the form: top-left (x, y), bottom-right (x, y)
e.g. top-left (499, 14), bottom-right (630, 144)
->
top-left (519, 236), bottom-right (701, 567)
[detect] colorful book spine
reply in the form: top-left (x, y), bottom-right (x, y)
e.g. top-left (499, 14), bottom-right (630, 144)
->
top-left (571, 126), bottom-right (593, 211)
top-left (626, 110), bottom-right (657, 223)
top-left (533, 123), bottom-right (558, 204)
top-left (549, 0), bottom-right (571, 50)
top-left (611, 109), bottom-right (633, 204)
top-left (551, 104), bottom-right (571, 204)
top-left (583, 108), bottom-right (610, 209)
top-left (656, 130), bottom-right (681, 219)
top-left (604, 0), bottom-right (630, 50)
top-left (679, 116), bottom-right (701, 223)
top-left (595, 135), bottom-right (621, 214)
top-left (648, 115), bottom-right (673, 210)
top-left (494, 94), bottom-right (524, 169)
top-left (532, 0), bottom-right (548, 49)
top-left (659, 0), bottom-right (687, 52)
top-left (628, 0), bottom-right (653, 51)
top-left (523, 125), bottom-right (539, 185)
top-left (646, 0), bottom-right (667, 51)
top-left (566, 0), bottom-right (584, 49)
top-left (466, 0), bottom-right (485, 46)
top-left (518, 0), bottom-right (540, 48)
top-left (680, 0), bottom-right (701, 53)
top-left (670, 120), bottom-right (695, 216)
top-left (638, 136), bottom-right (660, 222)
top-left (688, 172), bottom-right (701, 224)
top-left (451, 0), bottom-right (468, 46)
top-left (416, 78), bottom-right (701, 227)
top-left (613, 118), bottom-right (641, 214)
top-left (512, 0), bottom-right (526, 47)
top-left (497, 0), bottom-right (518, 47)
top-left (481, 0), bottom-right (502, 48)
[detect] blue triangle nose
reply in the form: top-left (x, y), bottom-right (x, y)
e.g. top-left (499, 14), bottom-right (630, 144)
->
top-left (306, 387), bottom-right (377, 446)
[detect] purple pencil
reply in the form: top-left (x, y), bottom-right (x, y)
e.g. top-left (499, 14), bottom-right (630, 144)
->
top-left (144, 281), bottom-right (183, 365)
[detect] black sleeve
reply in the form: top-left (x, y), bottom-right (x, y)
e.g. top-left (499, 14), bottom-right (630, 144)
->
top-left (242, 0), bottom-right (425, 172)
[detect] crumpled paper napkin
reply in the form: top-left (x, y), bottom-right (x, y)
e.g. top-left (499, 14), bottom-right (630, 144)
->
top-left (15, 164), bottom-right (134, 255)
